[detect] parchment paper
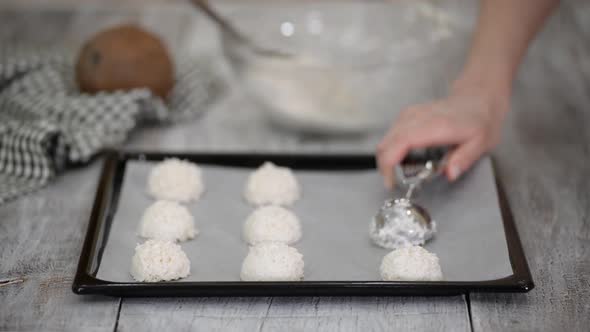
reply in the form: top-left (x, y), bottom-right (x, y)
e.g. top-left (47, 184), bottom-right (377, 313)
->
top-left (96, 157), bottom-right (513, 282)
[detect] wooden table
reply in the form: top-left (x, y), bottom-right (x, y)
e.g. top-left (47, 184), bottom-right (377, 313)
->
top-left (1, 1), bottom-right (589, 331)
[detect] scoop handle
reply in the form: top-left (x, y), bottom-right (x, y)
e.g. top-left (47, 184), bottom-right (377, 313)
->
top-left (395, 146), bottom-right (451, 187)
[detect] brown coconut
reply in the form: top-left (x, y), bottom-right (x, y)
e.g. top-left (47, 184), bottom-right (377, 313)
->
top-left (76, 24), bottom-right (174, 99)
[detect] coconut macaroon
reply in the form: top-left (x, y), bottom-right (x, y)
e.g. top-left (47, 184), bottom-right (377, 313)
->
top-left (139, 200), bottom-right (198, 242)
top-left (243, 206), bottom-right (302, 245)
top-left (147, 158), bottom-right (204, 203)
top-left (244, 162), bottom-right (300, 206)
top-left (380, 246), bottom-right (443, 281)
top-left (130, 239), bottom-right (190, 282)
top-left (240, 242), bottom-right (304, 281)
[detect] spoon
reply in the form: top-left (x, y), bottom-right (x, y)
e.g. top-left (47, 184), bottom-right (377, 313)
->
top-left (189, 0), bottom-right (294, 59)
top-left (369, 148), bottom-right (448, 249)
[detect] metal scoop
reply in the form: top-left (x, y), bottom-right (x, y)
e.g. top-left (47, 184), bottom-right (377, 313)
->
top-left (369, 148), bottom-right (448, 249)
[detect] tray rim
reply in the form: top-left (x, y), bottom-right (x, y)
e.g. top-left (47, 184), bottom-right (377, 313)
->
top-left (72, 150), bottom-right (534, 297)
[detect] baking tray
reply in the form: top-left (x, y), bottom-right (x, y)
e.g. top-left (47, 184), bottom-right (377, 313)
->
top-left (73, 150), bottom-right (533, 296)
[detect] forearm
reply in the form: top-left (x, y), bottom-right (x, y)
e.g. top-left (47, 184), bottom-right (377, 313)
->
top-left (455, 0), bottom-right (560, 97)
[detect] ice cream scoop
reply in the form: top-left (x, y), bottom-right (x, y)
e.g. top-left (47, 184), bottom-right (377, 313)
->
top-left (370, 148), bottom-right (448, 249)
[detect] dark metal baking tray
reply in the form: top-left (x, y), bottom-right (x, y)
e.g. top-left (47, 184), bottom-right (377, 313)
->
top-left (73, 150), bottom-right (533, 297)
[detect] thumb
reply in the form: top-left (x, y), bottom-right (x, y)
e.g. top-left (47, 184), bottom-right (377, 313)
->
top-left (445, 139), bottom-right (486, 181)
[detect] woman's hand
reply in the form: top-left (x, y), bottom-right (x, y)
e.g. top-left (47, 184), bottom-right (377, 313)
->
top-left (374, 0), bottom-right (558, 189)
top-left (376, 83), bottom-right (510, 189)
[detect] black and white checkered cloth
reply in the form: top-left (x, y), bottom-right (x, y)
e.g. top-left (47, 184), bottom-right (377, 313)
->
top-left (0, 46), bottom-right (224, 204)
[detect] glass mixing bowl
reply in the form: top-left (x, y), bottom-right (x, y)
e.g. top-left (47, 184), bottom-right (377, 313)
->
top-left (219, 1), bottom-right (464, 134)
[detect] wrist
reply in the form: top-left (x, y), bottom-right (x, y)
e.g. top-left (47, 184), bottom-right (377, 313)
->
top-left (450, 72), bottom-right (512, 120)
top-left (452, 62), bottom-right (514, 101)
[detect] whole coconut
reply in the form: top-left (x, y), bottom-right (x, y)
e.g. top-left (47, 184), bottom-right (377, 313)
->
top-left (76, 24), bottom-right (174, 99)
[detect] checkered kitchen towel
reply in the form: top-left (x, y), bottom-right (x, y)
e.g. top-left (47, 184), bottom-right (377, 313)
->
top-left (0, 46), bottom-right (224, 204)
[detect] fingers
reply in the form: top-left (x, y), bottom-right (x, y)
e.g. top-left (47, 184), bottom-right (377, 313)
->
top-left (376, 105), bottom-right (431, 152)
top-left (377, 118), bottom-right (471, 187)
top-left (377, 131), bottom-right (406, 189)
top-left (377, 89), bottom-right (508, 187)
top-left (377, 143), bottom-right (404, 190)
top-left (445, 138), bottom-right (486, 181)
top-left (377, 102), bottom-right (483, 189)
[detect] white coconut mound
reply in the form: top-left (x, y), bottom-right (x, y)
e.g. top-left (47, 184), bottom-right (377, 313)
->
top-left (240, 242), bottom-right (304, 281)
top-left (139, 200), bottom-right (198, 242)
top-left (243, 206), bottom-right (302, 245)
top-left (244, 162), bottom-right (300, 206)
top-left (147, 158), bottom-right (204, 203)
top-left (380, 246), bottom-right (443, 281)
top-left (130, 239), bottom-right (190, 282)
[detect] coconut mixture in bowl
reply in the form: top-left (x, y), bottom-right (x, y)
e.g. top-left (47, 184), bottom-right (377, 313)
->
top-left (220, 1), bottom-right (464, 134)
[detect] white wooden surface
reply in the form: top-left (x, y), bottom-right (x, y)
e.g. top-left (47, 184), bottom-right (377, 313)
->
top-left (118, 297), bottom-right (470, 331)
top-left (469, 2), bottom-right (590, 330)
top-left (0, 163), bottom-right (121, 331)
top-left (1, 1), bottom-right (589, 331)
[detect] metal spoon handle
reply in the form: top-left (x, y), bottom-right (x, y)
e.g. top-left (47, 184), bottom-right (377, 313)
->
top-left (189, 0), bottom-right (293, 58)
top-left (189, 0), bottom-right (248, 43)
top-left (405, 183), bottom-right (418, 200)
top-left (395, 147), bottom-right (450, 187)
